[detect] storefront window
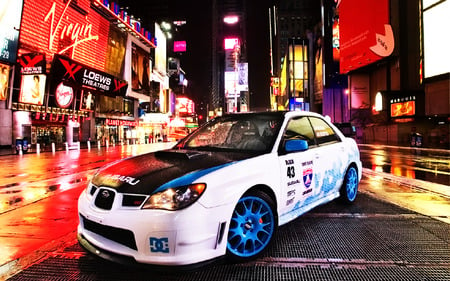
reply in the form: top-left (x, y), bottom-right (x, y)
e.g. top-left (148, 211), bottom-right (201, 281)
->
top-left (36, 126), bottom-right (66, 147)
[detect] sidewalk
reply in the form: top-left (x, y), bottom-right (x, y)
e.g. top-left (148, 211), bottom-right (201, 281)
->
top-left (0, 144), bottom-right (449, 280)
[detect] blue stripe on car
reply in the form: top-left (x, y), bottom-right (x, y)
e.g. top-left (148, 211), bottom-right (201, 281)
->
top-left (153, 162), bottom-right (235, 193)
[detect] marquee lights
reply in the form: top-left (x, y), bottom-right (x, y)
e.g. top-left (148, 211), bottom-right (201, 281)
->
top-left (96, 0), bottom-right (157, 47)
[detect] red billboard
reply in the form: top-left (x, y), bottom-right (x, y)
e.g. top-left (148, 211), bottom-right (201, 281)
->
top-left (339, 0), bottom-right (394, 74)
top-left (176, 97), bottom-right (195, 116)
top-left (19, 0), bottom-right (110, 71)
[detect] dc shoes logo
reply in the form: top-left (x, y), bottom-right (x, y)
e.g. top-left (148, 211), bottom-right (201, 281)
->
top-left (149, 237), bottom-right (169, 253)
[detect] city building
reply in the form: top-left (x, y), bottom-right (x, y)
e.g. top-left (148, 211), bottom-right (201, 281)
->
top-left (321, 0), bottom-right (449, 148)
top-left (0, 0), bottom-right (180, 150)
top-left (270, 0), bottom-right (449, 148)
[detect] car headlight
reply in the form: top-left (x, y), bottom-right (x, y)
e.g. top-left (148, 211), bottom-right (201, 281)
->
top-left (142, 183), bottom-right (206, 211)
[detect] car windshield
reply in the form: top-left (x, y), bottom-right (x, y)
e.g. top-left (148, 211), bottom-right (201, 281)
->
top-left (176, 112), bottom-right (284, 152)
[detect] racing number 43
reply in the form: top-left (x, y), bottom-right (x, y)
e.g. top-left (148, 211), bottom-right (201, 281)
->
top-left (287, 166), bottom-right (295, 178)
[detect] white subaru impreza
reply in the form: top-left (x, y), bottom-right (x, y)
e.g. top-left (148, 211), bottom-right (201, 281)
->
top-left (78, 111), bottom-right (361, 267)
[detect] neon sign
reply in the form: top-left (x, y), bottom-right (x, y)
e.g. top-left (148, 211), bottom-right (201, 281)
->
top-left (176, 97), bottom-right (195, 115)
top-left (391, 101), bottom-right (415, 117)
top-left (106, 119), bottom-right (138, 127)
top-left (44, 0), bottom-right (99, 58)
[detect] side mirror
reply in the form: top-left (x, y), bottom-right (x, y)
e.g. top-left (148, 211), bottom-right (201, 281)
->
top-left (285, 139), bottom-right (308, 152)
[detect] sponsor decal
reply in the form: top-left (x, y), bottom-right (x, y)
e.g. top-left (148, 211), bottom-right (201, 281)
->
top-left (287, 179), bottom-right (300, 186)
top-left (149, 237), bottom-right (169, 253)
top-left (302, 160), bottom-right (313, 189)
top-left (106, 174), bottom-right (140, 185)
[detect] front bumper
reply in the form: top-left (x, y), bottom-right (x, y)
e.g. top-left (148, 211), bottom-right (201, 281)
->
top-left (77, 190), bottom-right (232, 266)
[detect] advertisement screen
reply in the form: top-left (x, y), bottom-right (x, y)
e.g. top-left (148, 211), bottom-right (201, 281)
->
top-left (237, 63), bottom-right (248, 92)
top-left (174, 41), bottom-right (187, 52)
top-left (423, 0), bottom-right (450, 78)
top-left (176, 97), bottom-right (195, 115)
top-left (0, 63), bottom-right (10, 100)
top-left (131, 43), bottom-right (150, 94)
top-left (19, 75), bottom-right (46, 105)
top-left (339, 0), bottom-right (392, 74)
top-left (391, 101), bottom-right (415, 117)
top-left (80, 90), bottom-right (95, 111)
top-left (0, 0), bottom-right (23, 63)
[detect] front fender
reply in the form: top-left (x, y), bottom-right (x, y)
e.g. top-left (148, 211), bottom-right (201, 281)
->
top-left (197, 154), bottom-right (281, 210)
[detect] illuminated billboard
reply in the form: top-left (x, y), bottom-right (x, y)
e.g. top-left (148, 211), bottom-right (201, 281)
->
top-left (423, 0), bottom-right (450, 78)
top-left (176, 97), bottom-right (195, 116)
top-left (19, 0), bottom-right (110, 71)
top-left (18, 53), bottom-right (46, 75)
top-left (0, 0), bottom-right (23, 64)
top-left (19, 75), bottom-right (46, 105)
top-left (390, 101), bottom-right (415, 117)
top-left (224, 38), bottom-right (240, 50)
top-left (339, 0), bottom-right (394, 74)
top-left (174, 41), bottom-right (187, 52)
top-left (51, 54), bottom-right (128, 97)
top-left (0, 63), bottom-right (10, 100)
top-left (131, 43), bottom-right (150, 94)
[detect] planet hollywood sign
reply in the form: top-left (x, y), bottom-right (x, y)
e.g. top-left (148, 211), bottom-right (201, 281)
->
top-left (106, 119), bottom-right (138, 127)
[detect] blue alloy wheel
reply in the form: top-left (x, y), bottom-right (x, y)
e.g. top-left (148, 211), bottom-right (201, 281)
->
top-left (340, 166), bottom-right (358, 203)
top-left (227, 193), bottom-right (276, 260)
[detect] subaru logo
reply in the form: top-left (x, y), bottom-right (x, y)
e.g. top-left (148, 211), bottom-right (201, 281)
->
top-left (101, 190), bottom-right (110, 198)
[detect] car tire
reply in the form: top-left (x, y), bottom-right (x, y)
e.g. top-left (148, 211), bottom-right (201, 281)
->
top-left (226, 191), bottom-right (277, 262)
top-left (339, 166), bottom-right (358, 204)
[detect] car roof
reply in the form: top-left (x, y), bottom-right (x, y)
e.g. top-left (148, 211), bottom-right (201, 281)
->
top-left (220, 111), bottom-right (325, 119)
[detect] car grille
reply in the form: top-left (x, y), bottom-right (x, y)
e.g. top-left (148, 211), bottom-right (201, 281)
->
top-left (94, 188), bottom-right (115, 210)
top-left (81, 215), bottom-right (138, 250)
top-left (122, 195), bottom-right (147, 207)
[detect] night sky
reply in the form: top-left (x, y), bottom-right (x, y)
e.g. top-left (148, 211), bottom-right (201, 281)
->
top-left (119, 0), bottom-right (271, 110)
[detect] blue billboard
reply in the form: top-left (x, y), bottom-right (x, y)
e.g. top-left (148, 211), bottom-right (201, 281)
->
top-left (0, 0), bottom-right (24, 64)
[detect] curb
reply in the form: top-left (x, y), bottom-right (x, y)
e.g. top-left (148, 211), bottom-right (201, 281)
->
top-left (0, 231), bottom-right (78, 281)
top-left (362, 168), bottom-right (450, 199)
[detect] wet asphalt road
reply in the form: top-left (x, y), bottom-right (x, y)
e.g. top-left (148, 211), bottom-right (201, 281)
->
top-left (1, 143), bottom-right (449, 280)
top-left (359, 144), bottom-right (450, 186)
top-left (7, 190), bottom-right (450, 281)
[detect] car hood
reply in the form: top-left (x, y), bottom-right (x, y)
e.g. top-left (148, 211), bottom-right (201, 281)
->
top-left (90, 149), bottom-right (260, 194)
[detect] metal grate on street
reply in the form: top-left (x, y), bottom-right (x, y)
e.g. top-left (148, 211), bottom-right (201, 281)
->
top-left (8, 194), bottom-right (450, 281)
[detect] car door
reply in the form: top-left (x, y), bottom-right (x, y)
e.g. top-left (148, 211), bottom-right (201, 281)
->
top-left (277, 116), bottom-right (318, 222)
top-left (308, 117), bottom-right (346, 197)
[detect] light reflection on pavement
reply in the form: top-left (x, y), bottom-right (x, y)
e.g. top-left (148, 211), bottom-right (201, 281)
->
top-left (0, 143), bottom-right (174, 214)
top-left (359, 144), bottom-right (450, 186)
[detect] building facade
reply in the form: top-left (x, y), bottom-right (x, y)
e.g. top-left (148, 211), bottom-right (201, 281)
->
top-left (325, 0), bottom-right (449, 148)
top-left (0, 0), bottom-right (178, 150)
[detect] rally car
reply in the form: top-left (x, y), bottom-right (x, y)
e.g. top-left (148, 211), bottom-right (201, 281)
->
top-left (78, 111), bottom-right (362, 267)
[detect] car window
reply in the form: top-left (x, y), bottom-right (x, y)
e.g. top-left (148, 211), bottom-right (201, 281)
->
top-left (180, 113), bottom-right (284, 152)
top-left (308, 117), bottom-right (340, 145)
top-left (281, 116), bottom-right (316, 147)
